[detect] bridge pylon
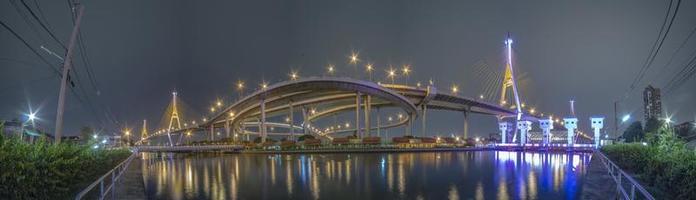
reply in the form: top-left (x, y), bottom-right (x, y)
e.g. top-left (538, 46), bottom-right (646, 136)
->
top-left (141, 119), bottom-right (148, 144)
top-left (167, 91), bottom-right (182, 146)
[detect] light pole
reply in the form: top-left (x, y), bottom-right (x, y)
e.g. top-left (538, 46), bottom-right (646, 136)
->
top-left (124, 130), bottom-right (131, 147)
top-left (401, 65), bottom-right (411, 85)
top-left (236, 80), bottom-right (245, 101)
top-left (387, 67), bottom-right (396, 84)
top-left (365, 63), bottom-right (374, 81)
top-left (21, 112), bottom-right (37, 141)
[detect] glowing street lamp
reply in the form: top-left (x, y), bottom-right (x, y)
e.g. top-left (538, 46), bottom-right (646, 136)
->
top-left (365, 63), bottom-right (374, 81)
top-left (327, 64), bottom-right (335, 75)
top-left (349, 51), bottom-right (360, 64)
top-left (290, 70), bottom-right (299, 81)
top-left (479, 94), bottom-right (484, 99)
top-left (621, 114), bottom-right (631, 123)
top-left (216, 100), bottom-right (223, 107)
top-left (451, 84), bottom-right (459, 94)
top-left (261, 82), bottom-right (268, 90)
top-left (387, 68), bottom-right (397, 84)
top-left (210, 107), bottom-right (216, 113)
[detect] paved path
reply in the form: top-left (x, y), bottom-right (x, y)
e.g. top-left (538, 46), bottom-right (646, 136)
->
top-left (114, 154), bottom-right (146, 200)
top-left (581, 152), bottom-right (618, 200)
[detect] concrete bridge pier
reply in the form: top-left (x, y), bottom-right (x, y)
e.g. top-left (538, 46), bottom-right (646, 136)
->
top-left (539, 118), bottom-right (553, 147)
top-left (209, 125), bottom-right (214, 141)
top-left (421, 105), bottom-right (427, 137)
top-left (590, 117), bottom-right (604, 149)
top-left (463, 111), bottom-right (469, 139)
top-left (376, 108), bottom-right (381, 137)
top-left (363, 95), bottom-right (371, 137)
top-left (302, 106), bottom-right (310, 136)
top-left (499, 122), bottom-right (511, 144)
top-left (289, 102), bottom-right (294, 140)
top-left (564, 117), bottom-right (578, 146)
top-left (355, 92), bottom-right (362, 138)
top-left (517, 120), bottom-right (531, 146)
top-left (225, 120), bottom-right (230, 138)
top-left (260, 97), bottom-right (267, 143)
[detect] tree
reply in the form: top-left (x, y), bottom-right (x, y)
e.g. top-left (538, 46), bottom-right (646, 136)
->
top-left (79, 126), bottom-right (94, 144)
top-left (644, 117), bottom-right (662, 136)
top-left (297, 134), bottom-right (315, 142)
top-left (623, 121), bottom-right (644, 142)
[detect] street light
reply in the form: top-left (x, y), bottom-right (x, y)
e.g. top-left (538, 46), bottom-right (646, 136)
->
top-left (349, 51), bottom-right (359, 64)
top-left (365, 63), bottom-right (374, 81)
top-left (290, 70), bottom-right (299, 81)
top-left (621, 114), bottom-right (631, 123)
top-left (401, 65), bottom-right (411, 85)
top-left (451, 84), bottom-right (458, 94)
top-left (327, 64), bottom-right (335, 75)
top-left (387, 67), bottom-right (397, 84)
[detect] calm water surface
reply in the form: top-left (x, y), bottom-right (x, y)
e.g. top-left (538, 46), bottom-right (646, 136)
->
top-left (141, 151), bottom-right (591, 200)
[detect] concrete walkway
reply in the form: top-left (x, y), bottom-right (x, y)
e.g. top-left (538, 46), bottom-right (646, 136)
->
top-left (113, 154), bottom-right (146, 200)
top-left (581, 152), bottom-right (618, 200)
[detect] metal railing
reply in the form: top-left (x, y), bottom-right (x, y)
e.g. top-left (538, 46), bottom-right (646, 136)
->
top-left (595, 151), bottom-right (655, 200)
top-left (75, 151), bottom-right (137, 200)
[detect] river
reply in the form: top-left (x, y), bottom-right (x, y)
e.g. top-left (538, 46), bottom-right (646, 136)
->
top-left (141, 151), bottom-right (591, 200)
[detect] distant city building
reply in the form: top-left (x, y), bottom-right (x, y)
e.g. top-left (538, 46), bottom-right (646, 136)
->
top-left (674, 121), bottom-right (695, 141)
top-left (643, 85), bottom-right (662, 121)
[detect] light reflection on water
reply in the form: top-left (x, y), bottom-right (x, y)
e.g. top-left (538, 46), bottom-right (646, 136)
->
top-left (141, 151), bottom-right (590, 200)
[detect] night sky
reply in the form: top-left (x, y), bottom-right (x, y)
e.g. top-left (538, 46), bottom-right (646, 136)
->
top-left (2, 0), bottom-right (695, 138)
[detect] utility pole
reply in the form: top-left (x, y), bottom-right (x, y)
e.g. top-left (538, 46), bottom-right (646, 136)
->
top-left (54, 4), bottom-right (85, 144)
top-left (613, 101), bottom-right (618, 138)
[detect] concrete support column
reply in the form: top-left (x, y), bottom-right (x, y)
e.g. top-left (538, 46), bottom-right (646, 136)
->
top-left (421, 105), bottom-right (427, 137)
top-left (406, 114), bottom-right (414, 136)
top-left (563, 118), bottom-right (578, 146)
top-left (303, 107), bottom-right (310, 135)
top-left (289, 102), bottom-right (294, 140)
top-left (498, 122), bottom-right (510, 144)
top-left (590, 117), bottom-right (605, 149)
top-left (376, 108), bottom-right (381, 137)
top-left (355, 92), bottom-right (362, 138)
top-left (209, 125), bottom-right (214, 141)
top-left (539, 118), bottom-right (553, 147)
top-left (364, 95), bottom-right (371, 137)
top-left (463, 111), bottom-right (469, 139)
top-left (517, 120), bottom-right (532, 146)
top-left (260, 98), bottom-right (267, 143)
top-left (225, 120), bottom-right (231, 138)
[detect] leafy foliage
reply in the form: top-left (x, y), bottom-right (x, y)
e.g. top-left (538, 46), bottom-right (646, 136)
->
top-left (0, 125), bottom-right (131, 199)
top-left (622, 121), bottom-right (644, 142)
top-left (297, 134), bottom-right (315, 142)
top-left (603, 126), bottom-right (696, 199)
top-left (643, 117), bottom-right (662, 138)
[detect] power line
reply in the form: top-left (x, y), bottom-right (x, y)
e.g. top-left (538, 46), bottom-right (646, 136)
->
top-left (651, 24), bottom-right (696, 85)
top-left (18, 0), bottom-right (67, 50)
top-left (625, 0), bottom-right (681, 98)
top-left (0, 19), bottom-right (61, 76)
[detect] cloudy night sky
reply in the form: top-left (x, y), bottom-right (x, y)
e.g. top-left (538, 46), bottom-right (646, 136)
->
top-left (1, 0), bottom-right (695, 138)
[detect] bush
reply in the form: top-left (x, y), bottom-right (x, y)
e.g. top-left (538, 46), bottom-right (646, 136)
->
top-left (0, 132), bottom-right (131, 199)
top-left (602, 126), bottom-right (696, 199)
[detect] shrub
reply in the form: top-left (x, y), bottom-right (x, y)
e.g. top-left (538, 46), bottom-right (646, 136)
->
top-left (602, 126), bottom-right (696, 199)
top-left (0, 130), bottom-right (131, 199)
